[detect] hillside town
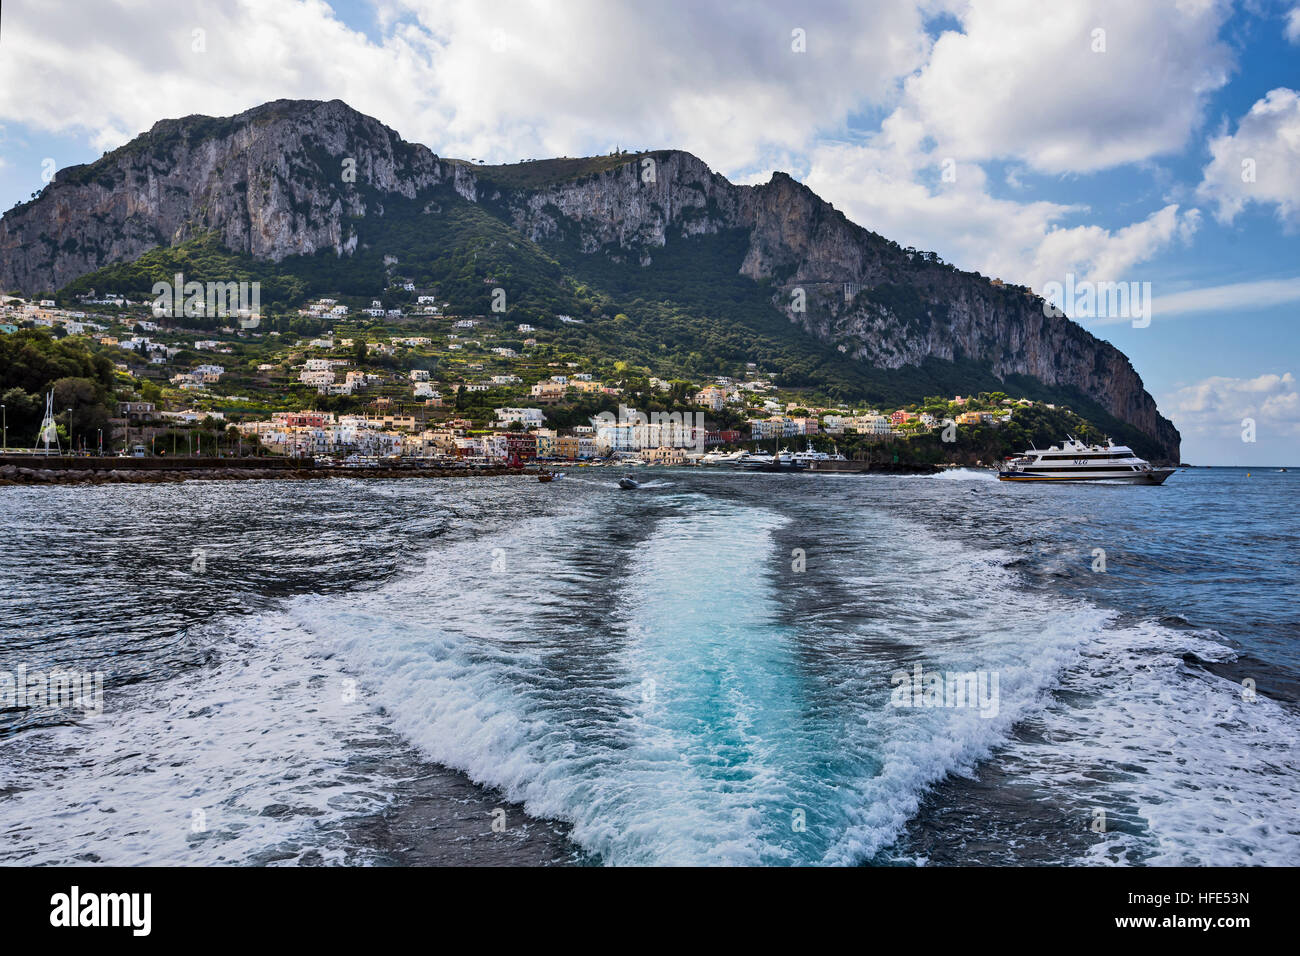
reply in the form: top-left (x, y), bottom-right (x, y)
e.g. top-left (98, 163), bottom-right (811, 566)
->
top-left (0, 291), bottom-right (1070, 464)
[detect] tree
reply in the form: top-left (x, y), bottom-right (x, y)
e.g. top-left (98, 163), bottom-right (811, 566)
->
top-left (0, 387), bottom-right (41, 442)
top-left (52, 376), bottom-right (113, 448)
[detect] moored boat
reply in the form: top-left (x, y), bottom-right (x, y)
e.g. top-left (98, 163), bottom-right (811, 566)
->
top-left (737, 448), bottom-right (807, 472)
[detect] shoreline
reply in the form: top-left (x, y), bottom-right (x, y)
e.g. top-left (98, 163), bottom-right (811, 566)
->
top-left (1, 455), bottom-right (949, 486)
top-left (0, 457), bottom-right (526, 486)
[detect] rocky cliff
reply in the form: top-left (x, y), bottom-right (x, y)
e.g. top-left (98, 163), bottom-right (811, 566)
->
top-left (0, 98), bottom-right (1179, 459)
top-left (479, 152), bottom-right (1179, 458)
top-left (0, 99), bottom-right (474, 293)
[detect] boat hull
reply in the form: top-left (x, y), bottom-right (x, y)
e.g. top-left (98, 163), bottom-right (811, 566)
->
top-left (737, 459), bottom-right (808, 472)
top-left (998, 468), bottom-right (1174, 485)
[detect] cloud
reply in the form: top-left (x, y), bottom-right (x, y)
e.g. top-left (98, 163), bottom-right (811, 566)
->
top-left (804, 133), bottom-right (1198, 297)
top-left (0, 0), bottom-right (1247, 311)
top-left (0, 0), bottom-right (1240, 179)
top-left (1161, 372), bottom-right (1300, 440)
top-left (0, 0), bottom-right (935, 173)
top-left (899, 0), bottom-right (1234, 174)
top-left (0, 0), bottom-right (441, 154)
top-left (1196, 87), bottom-right (1300, 228)
top-left (796, 0), bottom-right (1225, 294)
top-left (1287, 6), bottom-right (1300, 43)
top-left (1151, 276), bottom-right (1300, 316)
top-left (396, 0), bottom-right (938, 172)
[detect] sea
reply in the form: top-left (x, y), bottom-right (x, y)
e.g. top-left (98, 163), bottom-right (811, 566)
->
top-left (1, 466), bottom-right (1296, 866)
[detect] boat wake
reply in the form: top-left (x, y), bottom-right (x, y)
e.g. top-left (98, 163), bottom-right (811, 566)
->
top-left (6, 480), bottom-right (1293, 867)
top-left (280, 496), bottom-right (1300, 865)
top-left (931, 467), bottom-right (997, 481)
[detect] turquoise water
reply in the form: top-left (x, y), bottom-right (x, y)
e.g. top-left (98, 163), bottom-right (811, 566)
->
top-left (0, 467), bottom-right (1296, 865)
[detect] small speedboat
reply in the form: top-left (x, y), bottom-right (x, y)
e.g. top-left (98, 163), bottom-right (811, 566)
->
top-left (537, 470), bottom-right (564, 482)
top-left (618, 476), bottom-right (639, 490)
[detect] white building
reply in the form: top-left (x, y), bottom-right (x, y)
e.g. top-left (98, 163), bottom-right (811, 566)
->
top-left (494, 407), bottom-right (545, 427)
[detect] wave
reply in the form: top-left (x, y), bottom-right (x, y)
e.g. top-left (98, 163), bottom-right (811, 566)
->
top-left (27, 481), bottom-right (1285, 867)
top-left (0, 614), bottom-right (399, 865)
top-left (275, 488), bottom-right (1300, 866)
top-left (1017, 620), bottom-right (1300, 866)
top-left (930, 467), bottom-right (998, 481)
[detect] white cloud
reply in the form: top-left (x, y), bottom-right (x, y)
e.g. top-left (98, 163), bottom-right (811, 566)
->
top-left (1161, 372), bottom-right (1300, 441)
top-left (0, 0), bottom-right (934, 172)
top-left (1151, 276), bottom-right (1300, 316)
top-left (900, 0), bottom-right (1234, 174)
top-left (1196, 88), bottom-right (1300, 228)
top-left (805, 134), bottom-right (1198, 297)
top-left (343, 0), bottom-right (932, 172)
top-left (0, 0), bottom-right (1240, 179)
top-left (797, 0), bottom-right (1224, 294)
top-left (1286, 6), bottom-right (1300, 43)
top-left (0, 0), bottom-right (440, 154)
top-left (0, 0), bottom-right (1251, 317)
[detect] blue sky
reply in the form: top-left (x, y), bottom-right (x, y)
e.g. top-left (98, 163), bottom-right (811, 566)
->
top-left (0, 0), bottom-right (1296, 464)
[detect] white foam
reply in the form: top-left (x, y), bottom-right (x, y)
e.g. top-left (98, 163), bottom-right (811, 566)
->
top-left (930, 467), bottom-right (998, 481)
top-left (1014, 621), bottom-right (1300, 866)
top-left (0, 615), bottom-right (398, 865)
top-left (16, 487), bottom-right (1288, 867)
top-left (295, 498), bottom-right (1253, 865)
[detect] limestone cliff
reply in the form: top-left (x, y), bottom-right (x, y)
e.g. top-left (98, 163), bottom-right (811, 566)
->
top-left (0, 99), bottom-right (471, 292)
top-left (479, 156), bottom-right (1179, 459)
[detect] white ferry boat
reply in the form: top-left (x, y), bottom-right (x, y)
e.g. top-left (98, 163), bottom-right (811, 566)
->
top-left (998, 437), bottom-right (1175, 484)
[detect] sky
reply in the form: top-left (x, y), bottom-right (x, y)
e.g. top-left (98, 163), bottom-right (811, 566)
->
top-left (0, 0), bottom-right (1296, 465)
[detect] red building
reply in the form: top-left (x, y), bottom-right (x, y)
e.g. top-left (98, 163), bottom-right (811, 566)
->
top-left (504, 432), bottom-right (537, 461)
top-left (706, 429), bottom-right (744, 447)
top-left (272, 411), bottom-right (332, 428)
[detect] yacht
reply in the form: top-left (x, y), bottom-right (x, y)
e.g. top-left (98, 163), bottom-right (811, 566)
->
top-left (701, 449), bottom-right (750, 466)
top-left (998, 437), bottom-right (1175, 484)
top-left (792, 443), bottom-right (848, 465)
top-left (738, 448), bottom-right (807, 471)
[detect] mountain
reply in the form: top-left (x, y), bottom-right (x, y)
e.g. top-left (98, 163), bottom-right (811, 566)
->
top-left (0, 98), bottom-right (1180, 460)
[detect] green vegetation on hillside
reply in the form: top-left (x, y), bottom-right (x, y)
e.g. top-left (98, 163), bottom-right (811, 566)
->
top-left (0, 330), bottom-right (118, 446)
top-left (456, 152), bottom-right (658, 191)
top-left (60, 234), bottom-right (309, 312)
top-left (44, 175), bottom-right (1166, 457)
